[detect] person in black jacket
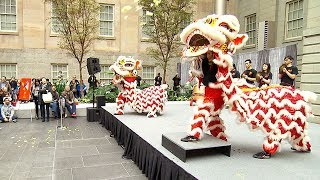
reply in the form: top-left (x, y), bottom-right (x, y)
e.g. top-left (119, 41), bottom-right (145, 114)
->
top-left (39, 78), bottom-right (51, 122)
top-left (201, 51), bottom-right (218, 86)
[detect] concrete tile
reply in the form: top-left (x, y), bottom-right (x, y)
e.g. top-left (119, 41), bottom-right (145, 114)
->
top-left (56, 141), bottom-right (72, 149)
top-left (53, 169), bottom-right (72, 180)
top-left (72, 164), bottom-right (128, 180)
top-left (55, 146), bottom-right (99, 158)
top-left (10, 171), bottom-right (30, 180)
top-left (54, 156), bottom-right (83, 169)
top-left (28, 167), bottom-right (53, 178)
top-left (32, 161), bottom-right (53, 168)
top-left (0, 161), bottom-right (17, 177)
top-left (107, 137), bottom-right (118, 145)
top-left (71, 138), bottom-right (110, 147)
top-left (113, 175), bottom-right (148, 180)
top-left (38, 141), bottom-right (55, 148)
top-left (96, 144), bottom-right (124, 154)
top-left (122, 162), bottom-right (143, 176)
top-left (27, 176), bottom-right (52, 180)
top-left (15, 161), bottom-right (33, 172)
top-left (0, 147), bottom-right (25, 161)
top-left (82, 152), bottom-right (128, 167)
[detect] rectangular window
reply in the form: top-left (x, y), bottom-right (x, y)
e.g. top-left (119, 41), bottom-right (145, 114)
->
top-left (0, 0), bottom-right (17, 31)
top-left (245, 14), bottom-right (256, 45)
top-left (141, 9), bottom-right (154, 39)
top-left (51, 3), bottom-right (62, 34)
top-left (286, 0), bottom-right (303, 39)
top-left (99, 65), bottom-right (114, 84)
top-left (51, 64), bottom-right (68, 83)
top-left (0, 64), bottom-right (16, 78)
top-left (142, 66), bottom-right (155, 85)
top-left (100, 4), bottom-right (114, 37)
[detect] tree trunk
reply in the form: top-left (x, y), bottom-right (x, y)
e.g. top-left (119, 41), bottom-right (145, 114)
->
top-left (163, 60), bottom-right (168, 84)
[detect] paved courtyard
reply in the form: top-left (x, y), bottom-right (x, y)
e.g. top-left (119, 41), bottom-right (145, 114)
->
top-left (0, 117), bottom-right (147, 180)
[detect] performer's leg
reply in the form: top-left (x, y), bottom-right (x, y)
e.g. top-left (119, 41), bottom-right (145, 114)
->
top-left (290, 126), bottom-right (311, 152)
top-left (253, 136), bottom-right (281, 159)
top-left (181, 102), bottom-right (212, 142)
top-left (115, 93), bottom-right (126, 115)
top-left (207, 116), bottom-right (227, 141)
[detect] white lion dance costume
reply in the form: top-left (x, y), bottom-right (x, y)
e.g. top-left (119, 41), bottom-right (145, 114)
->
top-left (180, 14), bottom-right (317, 159)
top-left (109, 56), bottom-right (167, 118)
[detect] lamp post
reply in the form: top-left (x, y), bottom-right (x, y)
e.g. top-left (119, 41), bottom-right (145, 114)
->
top-left (215, 0), bottom-right (226, 15)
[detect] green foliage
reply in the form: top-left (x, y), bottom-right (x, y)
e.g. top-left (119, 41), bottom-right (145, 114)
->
top-left (78, 82), bottom-right (191, 103)
top-left (167, 84), bottom-right (192, 101)
top-left (139, 0), bottom-right (194, 82)
top-left (53, 71), bottom-right (66, 95)
top-left (78, 84), bottom-right (119, 103)
top-left (137, 82), bottom-right (152, 90)
top-left (54, 80), bottom-right (66, 95)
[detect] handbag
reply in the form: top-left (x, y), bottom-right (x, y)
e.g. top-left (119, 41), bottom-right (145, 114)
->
top-left (42, 92), bottom-right (53, 103)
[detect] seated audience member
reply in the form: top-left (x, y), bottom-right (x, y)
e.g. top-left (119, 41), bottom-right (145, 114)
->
top-left (62, 85), bottom-right (77, 118)
top-left (0, 97), bottom-right (17, 123)
top-left (50, 86), bottom-right (60, 119)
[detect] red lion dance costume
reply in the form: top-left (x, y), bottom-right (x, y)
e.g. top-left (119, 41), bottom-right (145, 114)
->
top-left (180, 14), bottom-right (317, 159)
top-left (110, 56), bottom-right (167, 118)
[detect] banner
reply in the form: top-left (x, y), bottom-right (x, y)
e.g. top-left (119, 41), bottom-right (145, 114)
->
top-left (18, 78), bottom-right (32, 101)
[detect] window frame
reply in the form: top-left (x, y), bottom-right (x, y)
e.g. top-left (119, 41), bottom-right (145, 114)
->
top-left (99, 64), bottom-right (114, 84)
top-left (0, 0), bottom-right (17, 32)
top-left (244, 13), bottom-right (257, 46)
top-left (99, 3), bottom-right (115, 37)
top-left (285, 0), bottom-right (303, 39)
top-left (51, 64), bottom-right (68, 83)
top-left (141, 9), bottom-right (154, 40)
top-left (0, 63), bottom-right (17, 78)
top-left (141, 66), bottom-right (155, 85)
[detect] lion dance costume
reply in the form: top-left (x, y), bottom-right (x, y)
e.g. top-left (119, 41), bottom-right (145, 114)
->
top-left (180, 14), bottom-right (317, 158)
top-left (109, 56), bottom-right (167, 118)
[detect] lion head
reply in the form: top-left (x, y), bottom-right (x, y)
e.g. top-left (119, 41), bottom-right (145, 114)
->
top-left (180, 14), bottom-right (248, 57)
top-left (109, 56), bottom-right (142, 77)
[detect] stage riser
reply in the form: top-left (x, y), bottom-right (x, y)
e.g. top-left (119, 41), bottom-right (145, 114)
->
top-left (162, 133), bottom-right (231, 162)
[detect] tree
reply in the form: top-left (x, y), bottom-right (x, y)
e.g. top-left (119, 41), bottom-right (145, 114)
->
top-left (45, 0), bottom-right (100, 97)
top-left (139, 0), bottom-right (194, 83)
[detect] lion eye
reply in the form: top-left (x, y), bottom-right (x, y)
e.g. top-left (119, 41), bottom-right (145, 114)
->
top-left (119, 59), bottom-right (125, 65)
top-left (205, 18), bottom-right (217, 26)
top-left (219, 23), bottom-right (234, 33)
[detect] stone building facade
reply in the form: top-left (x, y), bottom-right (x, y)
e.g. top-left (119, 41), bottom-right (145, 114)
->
top-left (0, 0), bottom-right (319, 122)
top-left (0, 0), bottom-right (232, 85)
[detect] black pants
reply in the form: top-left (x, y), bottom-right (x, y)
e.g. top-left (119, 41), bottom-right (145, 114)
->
top-left (34, 96), bottom-right (39, 118)
top-left (40, 103), bottom-right (50, 121)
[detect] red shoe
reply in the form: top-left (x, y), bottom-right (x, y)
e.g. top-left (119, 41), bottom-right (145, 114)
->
top-left (71, 113), bottom-right (77, 118)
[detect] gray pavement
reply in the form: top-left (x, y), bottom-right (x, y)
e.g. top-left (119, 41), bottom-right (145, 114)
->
top-left (0, 117), bottom-right (147, 180)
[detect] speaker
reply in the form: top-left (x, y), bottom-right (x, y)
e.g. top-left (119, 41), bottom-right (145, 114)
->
top-left (87, 57), bottom-right (101, 75)
top-left (96, 95), bottom-right (106, 108)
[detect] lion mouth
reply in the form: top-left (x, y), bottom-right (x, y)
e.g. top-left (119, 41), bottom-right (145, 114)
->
top-left (183, 29), bottom-right (224, 57)
top-left (187, 29), bottom-right (218, 47)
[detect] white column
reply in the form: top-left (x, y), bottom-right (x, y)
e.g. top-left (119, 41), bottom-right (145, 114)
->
top-left (215, 0), bottom-right (226, 15)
